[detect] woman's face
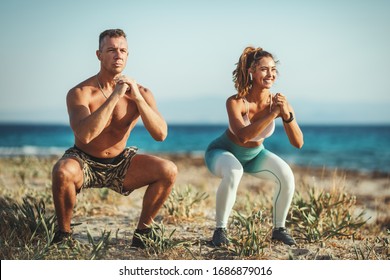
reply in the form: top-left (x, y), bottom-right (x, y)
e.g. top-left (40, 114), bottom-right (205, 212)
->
top-left (251, 56), bottom-right (277, 89)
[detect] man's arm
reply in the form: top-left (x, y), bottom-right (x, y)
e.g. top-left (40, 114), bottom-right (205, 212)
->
top-left (121, 77), bottom-right (167, 141)
top-left (66, 84), bottom-right (124, 144)
top-left (133, 86), bottom-right (167, 141)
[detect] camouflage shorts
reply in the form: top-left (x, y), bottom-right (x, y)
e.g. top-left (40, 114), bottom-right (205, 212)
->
top-left (61, 146), bottom-right (138, 196)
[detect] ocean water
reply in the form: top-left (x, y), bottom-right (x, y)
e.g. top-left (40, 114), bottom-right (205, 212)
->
top-left (0, 123), bottom-right (389, 174)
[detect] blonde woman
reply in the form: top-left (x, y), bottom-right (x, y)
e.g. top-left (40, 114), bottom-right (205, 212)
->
top-left (204, 47), bottom-right (303, 246)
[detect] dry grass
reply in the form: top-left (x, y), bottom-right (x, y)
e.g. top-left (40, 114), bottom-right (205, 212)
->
top-left (0, 155), bottom-right (389, 260)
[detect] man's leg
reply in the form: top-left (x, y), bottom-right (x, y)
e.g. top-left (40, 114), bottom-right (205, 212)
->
top-left (51, 158), bottom-right (83, 233)
top-left (123, 154), bottom-right (177, 229)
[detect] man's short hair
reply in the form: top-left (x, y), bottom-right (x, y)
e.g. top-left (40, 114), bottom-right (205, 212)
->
top-left (99, 29), bottom-right (127, 50)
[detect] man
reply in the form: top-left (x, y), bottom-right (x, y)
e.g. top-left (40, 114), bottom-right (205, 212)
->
top-left (51, 29), bottom-right (177, 247)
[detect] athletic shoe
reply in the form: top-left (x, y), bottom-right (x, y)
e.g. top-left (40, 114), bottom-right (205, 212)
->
top-left (271, 227), bottom-right (296, 246)
top-left (131, 228), bottom-right (152, 248)
top-left (212, 227), bottom-right (229, 246)
top-left (51, 230), bottom-right (73, 244)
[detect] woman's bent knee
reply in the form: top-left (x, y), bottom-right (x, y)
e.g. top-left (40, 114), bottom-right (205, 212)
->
top-left (282, 166), bottom-right (295, 189)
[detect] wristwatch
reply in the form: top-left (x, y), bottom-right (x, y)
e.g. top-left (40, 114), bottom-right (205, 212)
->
top-left (283, 112), bottom-right (294, 123)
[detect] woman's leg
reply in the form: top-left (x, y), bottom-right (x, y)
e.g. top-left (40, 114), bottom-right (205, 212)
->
top-left (206, 149), bottom-right (244, 228)
top-left (245, 149), bottom-right (295, 228)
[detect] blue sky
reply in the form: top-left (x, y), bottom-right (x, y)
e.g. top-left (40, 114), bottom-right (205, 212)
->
top-left (0, 0), bottom-right (389, 125)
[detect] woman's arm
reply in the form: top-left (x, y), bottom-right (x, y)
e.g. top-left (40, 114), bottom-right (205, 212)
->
top-left (273, 93), bottom-right (303, 148)
top-left (282, 106), bottom-right (304, 148)
top-left (226, 96), bottom-right (278, 144)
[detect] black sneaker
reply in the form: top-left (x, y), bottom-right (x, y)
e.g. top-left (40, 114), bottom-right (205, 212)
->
top-left (131, 228), bottom-right (152, 248)
top-left (212, 228), bottom-right (229, 246)
top-left (272, 227), bottom-right (296, 246)
top-left (52, 230), bottom-right (73, 244)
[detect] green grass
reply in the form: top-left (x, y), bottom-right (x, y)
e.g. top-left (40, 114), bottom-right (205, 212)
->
top-left (134, 220), bottom-right (192, 256)
top-left (290, 186), bottom-right (367, 242)
top-left (219, 210), bottom-right (269, 257)
top-left (164, 184), bottom-right (209, 218)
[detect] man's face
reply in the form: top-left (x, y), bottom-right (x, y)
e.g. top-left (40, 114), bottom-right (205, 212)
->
top-left (98, 36), bottom-right (129, 74)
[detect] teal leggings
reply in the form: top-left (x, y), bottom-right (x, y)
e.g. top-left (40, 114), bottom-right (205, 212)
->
top-left (205, 132), bottom-right (295, 228)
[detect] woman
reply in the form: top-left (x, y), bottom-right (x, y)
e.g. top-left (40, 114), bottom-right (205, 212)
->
top-left (204, 46), bottom-right (303, 246)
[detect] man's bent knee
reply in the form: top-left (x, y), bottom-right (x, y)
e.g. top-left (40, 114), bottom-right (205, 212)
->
top-left (52, 159), bottom-right (83, 190)
top-left (162, 160), bottom-right (178, 184)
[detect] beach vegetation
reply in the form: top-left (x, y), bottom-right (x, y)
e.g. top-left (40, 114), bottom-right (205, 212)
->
top-left (216, 210), bottom-right (269, 257)
top-left (164, 184), bottom-right (209, 218)
top-left (290, 185), bottom-right (367, 242)
top-left (134, 220), bottom-right (192, 256)
top-left (0, 156), bottom-right (389, 260)
top-left (352, 231), bottom-right (389, 260)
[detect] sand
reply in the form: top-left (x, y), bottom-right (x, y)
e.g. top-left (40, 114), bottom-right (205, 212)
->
top-left (0, 154), bottom-right (389, 260)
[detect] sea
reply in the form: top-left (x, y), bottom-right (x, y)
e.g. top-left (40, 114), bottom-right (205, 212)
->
top-left (0, 123), bottom-right (389, 174)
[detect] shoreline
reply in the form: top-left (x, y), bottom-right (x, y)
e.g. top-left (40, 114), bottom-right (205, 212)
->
top-left (160, 153), bottom-right (390, 179)
top-left (0, 152), bottom-right (389, 179)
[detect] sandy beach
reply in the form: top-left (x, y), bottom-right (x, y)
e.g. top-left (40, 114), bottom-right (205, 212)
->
top-left (0, 154), bottom-right (389, 260)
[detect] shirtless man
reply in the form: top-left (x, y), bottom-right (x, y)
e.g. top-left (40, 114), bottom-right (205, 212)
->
top-left (51, 29), bottom-right (177, 247)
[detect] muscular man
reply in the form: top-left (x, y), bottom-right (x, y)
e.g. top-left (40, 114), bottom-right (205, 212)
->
top-left (51, 29), bottom-right (177, 247)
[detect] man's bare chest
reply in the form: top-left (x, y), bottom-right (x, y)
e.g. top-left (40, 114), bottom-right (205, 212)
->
top-left (91, 99), bottom-right (139, 127)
